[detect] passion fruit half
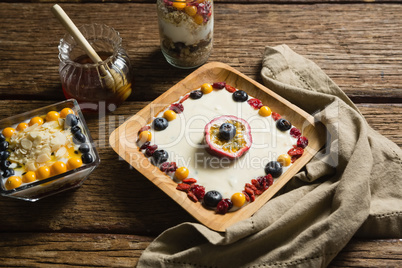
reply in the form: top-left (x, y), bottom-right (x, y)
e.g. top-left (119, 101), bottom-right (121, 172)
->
top-left (204, 115), bottom-right (252, 160)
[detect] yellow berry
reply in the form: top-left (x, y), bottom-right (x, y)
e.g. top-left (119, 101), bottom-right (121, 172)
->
top-left (175, 167), bottom-right (189, 181)
top-left (16, 122), bottom-right (28, 132)
top-left (51, 161), bottom-right (67, 176)
top-left (22, 171), bottom-right (37, 183)
top-left (185, 5), bottom-right (197, 16)
top-left (67, 157), bottom-right (83, 170)
top-left (200, 83), bottom-right (213, 94)
top-left (36, 166), bottom-right (51, 180)
top-left (60, 108), bottom-right (74, 118)
top-left (138, 131), bottom-right (152, 143)
top-left (29, 116), bottom-right (44, 126)
top-left (172, 0), bottom-right (187, 10)
top-left (163, 110), bottom-right (177, 121)
top-left (277, 154), bottom-right (291, 167)
top-left (231, 192), bottom-right (246, 207)
top-left (193, 14), bottom-right (204, 25)
top-left (5, 176), bottom-right (22, 190)
top-left (46, 111), bottom-right (60, 122)
top-left (2, 127), bottom-right (16, 138)
top-left (259, 106), bottom-right (272, 117)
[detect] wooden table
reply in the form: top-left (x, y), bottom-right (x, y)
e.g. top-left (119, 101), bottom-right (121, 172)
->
top-left (0, 1), bottom-right (401, 267)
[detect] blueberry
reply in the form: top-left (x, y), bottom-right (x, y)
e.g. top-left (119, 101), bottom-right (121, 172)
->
top-left (152, 150), bottom-right (169, 165)
top-left (232, 90), bottom-right (248, 102)
top-left (0, 141), bottom-right (9, 151)
top-left (276, 119), bottom-right (292, 131)
top-left (203, 190), bottom-right (223, 207)
top-left (189, 90), bottom-right (203, 100)
top-left (2, 168), bottom-right (14, 178)
top-left (219, 123), bottom-right (236, 141)
top-left (79, 143), bottom-right (91, 154)
top-left (81, 153), bottom-right (94, 164)
top-left (65, 114), bottom-right (79, 127)
top-left (153, 117), bottom-right (169, 131)
top-left (0, 134), bottom-right (5, 142)
top-left (264, 161), bottom-right (283, 178)
top-left (73, 132), bottom-right (86, 144)
top-left (71, 125), bottom-right (81, 134)
top-left (0, 159), bottom-right (10, 170)
top-left (0, 150), bottom-right (10, 160)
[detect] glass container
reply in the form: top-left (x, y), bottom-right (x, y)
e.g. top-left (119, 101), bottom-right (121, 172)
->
top-left (58, 24), bottom-right (133, 112)
top-left (157, 0), bottom-right (214, 69)
top-left (0, 99), bottom-right (100, 201)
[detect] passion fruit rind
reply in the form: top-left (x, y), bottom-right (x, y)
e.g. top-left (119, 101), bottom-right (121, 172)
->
top-left (204, 115), bottom-right (252, 160)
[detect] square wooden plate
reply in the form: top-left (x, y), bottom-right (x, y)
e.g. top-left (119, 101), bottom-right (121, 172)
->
top-left (109, 62), bottom-right (326, 232)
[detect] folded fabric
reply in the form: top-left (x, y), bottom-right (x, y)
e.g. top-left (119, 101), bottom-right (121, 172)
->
top-left (137, 45), bottom-right (402, 267)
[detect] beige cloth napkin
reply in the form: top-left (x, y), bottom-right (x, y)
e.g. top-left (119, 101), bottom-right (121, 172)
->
top-left (137, 45), bottom-right (402, 267)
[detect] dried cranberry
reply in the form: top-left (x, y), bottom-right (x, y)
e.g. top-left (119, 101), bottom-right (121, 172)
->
top-left (297, 136), bottom-right (309, 148)
top-left (271, 112), bottom-right (282, 121)
top-left (191, 184), bottom-right (205, 200)
top-left (140, 141), bottom-right (150, 150)
top-left (216, 198), bottom-right (233, 214)
top-left (247, 98), bottom-right (263, 109)
top-left (160, 161), bottom-right (177, 173)
top-left (290, 127), bottom-right (301, 138)
top-left (212, 82), bottom-right (226, 89)
top-left (169, 103), bottom-right (184, 114)
top-left (288, 146), bottom-right (304, 163)
top-left (138, 125), bottom-right (150, 133)
top-left (145, 145), bottom-right (158, 157)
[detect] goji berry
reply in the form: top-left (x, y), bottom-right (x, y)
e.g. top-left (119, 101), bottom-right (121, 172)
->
top-left (177, 183), bottom-right (191, 192)
top-left (187, 191), bottom-right (198, 202)
top-left (182, 178), bottom-right (197, 184)
top-left (179, 94), bottom-right (189, 103)
top-left (271, 112), bottom-right (282, 121)
top-left (225, 84), bottom-right (236, 93)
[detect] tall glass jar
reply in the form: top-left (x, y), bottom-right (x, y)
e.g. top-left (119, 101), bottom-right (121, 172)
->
top-left (58, 24), bottom-right (133, 112)
top-left (157, 0), bottom-right (214, 69)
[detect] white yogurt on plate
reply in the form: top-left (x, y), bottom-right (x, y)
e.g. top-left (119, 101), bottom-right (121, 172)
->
top-left (149, 89), bottom-right (297, 199)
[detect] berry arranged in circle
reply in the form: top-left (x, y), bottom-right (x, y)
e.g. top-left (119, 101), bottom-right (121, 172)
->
top-left (276, 118), bottom-right (292, 131)
top-left (277, 154), bottom-right (291, 167)
top-left (175, 166), bottom-right (189, 181)
top-left (203, 190), bottom-right (223, 207)
top-left (189, 90), bottom-right (203, 99)
top-left (163, 110), bottom-right (177, 121)
top-left (231, 192), bottom-right (246, 207)
top-left (153, 117), bottom-right (169, 131)
top-left (152, 150), bottom-right (169, 165)
top-left (201, 83), bottom-right (213, 94)
top-left (232, 90), bottom-right (248, 102)
top-left (264, 161), bottom-right (283, 178)
top-left (258, 106), bottom-right (272, 117)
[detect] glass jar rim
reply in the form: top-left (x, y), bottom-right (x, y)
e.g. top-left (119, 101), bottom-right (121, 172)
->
top-left (58, 23), bottom-right (123, 68)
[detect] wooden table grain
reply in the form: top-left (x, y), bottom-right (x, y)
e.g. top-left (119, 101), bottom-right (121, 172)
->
top-left (0, 1), bottom-right (401, 267)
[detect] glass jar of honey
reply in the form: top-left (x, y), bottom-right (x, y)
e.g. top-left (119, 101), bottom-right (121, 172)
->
top-left (58, 24), bottom-right (132, 112)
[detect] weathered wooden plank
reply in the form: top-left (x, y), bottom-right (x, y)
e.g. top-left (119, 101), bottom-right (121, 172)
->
top-left (0, 233), bottom-right (399, 267)
top-left (0, 3), bottom-right (401, 101)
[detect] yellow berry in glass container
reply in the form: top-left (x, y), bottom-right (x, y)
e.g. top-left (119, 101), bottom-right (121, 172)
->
top-left (175, 167), bottom-right (189, 181)
top-left (22, 171), bottom-right (37, 183)
top-left (138, 131), bottom-right (152, 143)
top-left (193, 14), bottom-right (204, 25)
top-left (259, 106), bottom-right (272, 117)
top-left (2, 127), bottom-right (16, 138)
top-left (231, 192), bottom-right (246, 207)
top-left (163, 110), bottom-right (177, 121)
top-left (60, 108), bottom-right (74, 118)
top-left (185, 5), bottom-right (197, 16)
top-left (200, 83), bottom-right (213, 94)
top-left (51, 161), bottom-right (67, 176)
top-left (67, 157), bottom-right (83, 170)
top-left (172, 0), bottom-right (186, 10)
top-left (46, 111), bottom-right (60, 122)
top-left (5, 176), bottom-right (22, 190)
top-left (36, 166), bottom-right (51, 180)
top-left (16, 122), bottom-right (28, 132)
top-left (277, 154), bottom-right (291, 167)
top-left (29, 116), bottom-right (44, 126)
